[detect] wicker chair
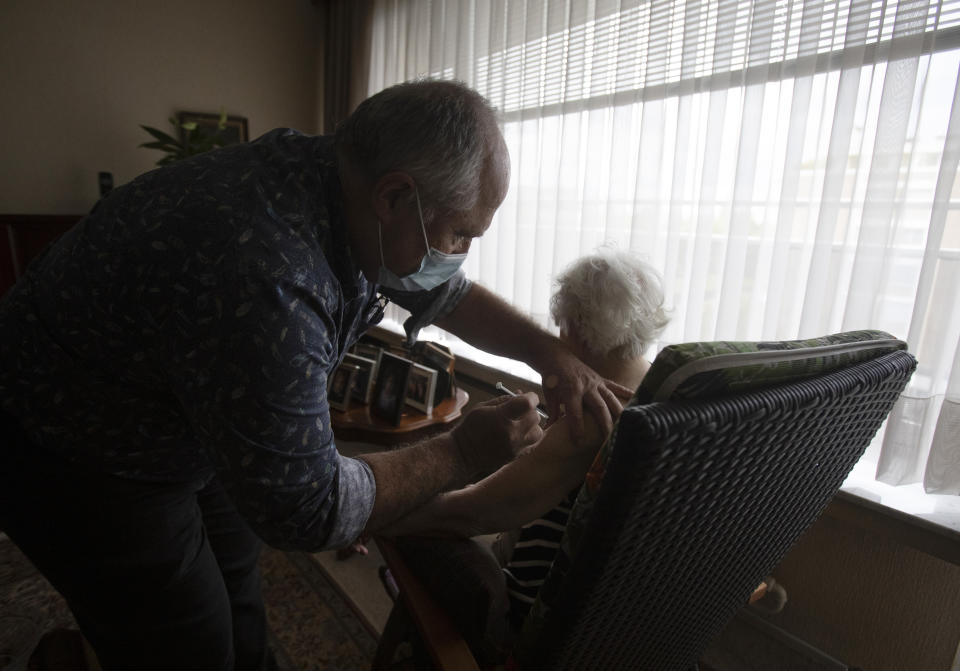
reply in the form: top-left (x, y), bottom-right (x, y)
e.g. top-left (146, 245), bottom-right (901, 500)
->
top-left (373, 332), bottom-right (916, 671)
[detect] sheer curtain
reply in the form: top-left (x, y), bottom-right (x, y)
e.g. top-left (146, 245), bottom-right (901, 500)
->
top-left (366, 0), bottom-right (960, 495)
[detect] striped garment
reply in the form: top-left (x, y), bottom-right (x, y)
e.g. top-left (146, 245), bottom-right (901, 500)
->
top-left (503, 489), bottom-right (579, 622)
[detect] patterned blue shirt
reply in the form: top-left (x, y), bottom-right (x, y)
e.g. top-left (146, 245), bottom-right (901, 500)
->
top-left (0, 129), bottom-right (471, 550)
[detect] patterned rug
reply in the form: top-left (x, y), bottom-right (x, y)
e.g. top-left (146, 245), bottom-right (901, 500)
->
top-left (0, 535), bottom-right (76, 666)
top-left (0, 535), bottom-right (378, 670)
top-left (261, 548), bottom-right (379, 670)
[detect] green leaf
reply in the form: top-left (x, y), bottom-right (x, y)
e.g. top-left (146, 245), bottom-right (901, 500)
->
top-left (139, 140), bottom-right (176, 150)
top-left (140, 124), bottom-right (181, 147)
top-left (140, 108), bottom-right (233, 164)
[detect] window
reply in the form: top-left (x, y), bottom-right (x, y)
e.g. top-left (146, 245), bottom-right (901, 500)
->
top-left (368, 0), bottom-right (960, 499)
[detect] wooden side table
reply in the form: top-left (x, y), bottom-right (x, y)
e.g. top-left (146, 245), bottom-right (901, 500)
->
top-left (330, 389), bottom-right (469, 446)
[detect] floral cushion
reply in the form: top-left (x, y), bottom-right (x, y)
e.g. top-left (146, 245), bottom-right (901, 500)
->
top-left (635, 329), bottom-right (906, 404)
top-left (512, 330), bottom-right (906, 662)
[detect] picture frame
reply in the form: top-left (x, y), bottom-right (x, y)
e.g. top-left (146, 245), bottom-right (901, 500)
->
top-left (352, 343), bottom-right (383, 364)
top-left (343, 353), bottom-right (377, 405)
top-left (370, 351), bottom-right (414, 425)
top-left (177, 111), bottom-right (249, 146)
top-left (418, 341), bottom-right (456, 403)
top-left (421, 341), bottom-right (455, 373)
top-left (328, 362), bottom-right (359, 412)
top-left (405, 363), bottom-right (437, 415)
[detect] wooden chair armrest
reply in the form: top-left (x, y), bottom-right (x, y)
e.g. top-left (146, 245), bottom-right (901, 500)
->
top-left (375, 537), bottom-right (483, 671)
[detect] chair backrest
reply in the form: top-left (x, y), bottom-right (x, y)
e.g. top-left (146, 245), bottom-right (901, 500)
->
top-left (511, 335), bottom-right (916, 671)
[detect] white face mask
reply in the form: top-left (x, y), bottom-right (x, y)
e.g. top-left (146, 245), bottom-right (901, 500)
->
top-left (377, 187), bottom-right (468, 292)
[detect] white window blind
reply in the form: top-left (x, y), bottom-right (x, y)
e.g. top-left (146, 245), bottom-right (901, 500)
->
top-left (368, 0), bottom-right (960, 497)
top-left (475, 0), bottom-right (960, 117)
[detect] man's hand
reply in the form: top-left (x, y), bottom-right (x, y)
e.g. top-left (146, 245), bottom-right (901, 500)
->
top-left (452, 392), bottom-right (544, 478)
top-left (359, 393), bottom-right (541, 534)
top-left (539, 344), bottom-right (632, 443)
top-left (435, 283), bottom-right (631, 445)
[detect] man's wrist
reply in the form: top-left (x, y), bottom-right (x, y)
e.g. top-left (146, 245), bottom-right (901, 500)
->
top-left (449, 426), bottom-right (480, 484)
top-left (523, 332), bottom-right (567, 374)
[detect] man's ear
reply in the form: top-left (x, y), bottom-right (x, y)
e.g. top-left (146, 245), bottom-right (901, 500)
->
top-left (372, 172), bottom-right (415, 224)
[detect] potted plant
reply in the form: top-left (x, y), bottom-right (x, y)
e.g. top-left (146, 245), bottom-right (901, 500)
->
top-left (139, 109), bottom-right (231, 166)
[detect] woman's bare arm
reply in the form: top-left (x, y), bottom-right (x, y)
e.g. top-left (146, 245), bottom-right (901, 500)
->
top-left (381, 413), bottom-right (605, 538)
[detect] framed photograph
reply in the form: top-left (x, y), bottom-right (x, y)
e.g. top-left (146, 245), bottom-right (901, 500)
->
top-left (405, 363), bottom-right (438, 415)
top-left (328, 362), bottom-right (359, 412)
top-left (418, 341), bottom-right (456, 403)
top-left (177, 111), bottom-right (249, 146)
top-left (352, 343), bottom-right (382, 363)
top-left (343, 353), bottom-right (377, 404)
top-left (421, 341), bottom-right (455, 373)
top-left (371, 351), bottom-right (414, 425)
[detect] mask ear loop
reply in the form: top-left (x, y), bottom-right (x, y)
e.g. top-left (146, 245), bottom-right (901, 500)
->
top-left (378, 221), bottom-right (387, 267)
top-left (413, 187), bottom-right (432, 258)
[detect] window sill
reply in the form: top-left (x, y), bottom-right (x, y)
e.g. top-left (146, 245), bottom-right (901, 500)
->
top-left (367, 321), bottom-right (542, 394)
top-left (837, 461), bottom-right (960, 566)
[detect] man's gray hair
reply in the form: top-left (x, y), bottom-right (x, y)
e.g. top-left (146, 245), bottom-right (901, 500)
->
top-left (550, 248), bottom-right (671, 359)
top-left (335, 79), bottom-right (500, 215)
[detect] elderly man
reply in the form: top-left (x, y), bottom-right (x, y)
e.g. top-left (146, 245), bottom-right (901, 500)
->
top-left (0, 80), bottom-right (626, 670)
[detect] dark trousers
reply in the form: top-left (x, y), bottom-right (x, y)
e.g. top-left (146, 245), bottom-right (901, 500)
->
top-left (0, 413), bottom-right (273, 671)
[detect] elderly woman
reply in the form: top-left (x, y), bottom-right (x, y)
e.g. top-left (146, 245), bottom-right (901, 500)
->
top-left (385, 248), bottom-right (670, 618)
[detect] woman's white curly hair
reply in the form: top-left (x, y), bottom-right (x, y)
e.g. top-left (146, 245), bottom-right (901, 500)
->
top-left (549, 248), bottom-right (670, 359)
